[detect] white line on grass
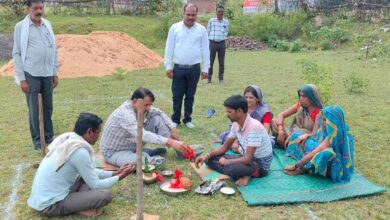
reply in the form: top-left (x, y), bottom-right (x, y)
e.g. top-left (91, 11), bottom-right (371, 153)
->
top-left (305, 207), bottom-right (321, 220)
top-left (3, 163), bottom-right (28, 220)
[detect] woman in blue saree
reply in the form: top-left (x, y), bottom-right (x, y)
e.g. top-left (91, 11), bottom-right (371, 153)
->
top-left (284, 105), bottom-right (354, 182)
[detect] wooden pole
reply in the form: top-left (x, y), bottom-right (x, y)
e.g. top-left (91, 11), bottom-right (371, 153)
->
top-left (38, 93), bottom-right (46, 157)
top-left (136, 98), bottom-right (145, 220)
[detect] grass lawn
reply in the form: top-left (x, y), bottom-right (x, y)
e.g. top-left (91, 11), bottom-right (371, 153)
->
top-left (0, 14), bottom-right (389, 220)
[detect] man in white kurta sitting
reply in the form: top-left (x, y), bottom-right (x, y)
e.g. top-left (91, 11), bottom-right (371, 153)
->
top-left (28, 113), bottom-right (134, 217)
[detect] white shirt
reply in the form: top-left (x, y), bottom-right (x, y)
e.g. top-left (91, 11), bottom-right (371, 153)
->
top-left (164, 21), bottom-right (210, 73)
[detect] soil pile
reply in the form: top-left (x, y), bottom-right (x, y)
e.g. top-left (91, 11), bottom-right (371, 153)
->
top-left (0, 31), bottom-right (163, 78)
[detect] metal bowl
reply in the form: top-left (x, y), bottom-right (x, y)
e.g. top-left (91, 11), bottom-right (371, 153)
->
top-left (161, 170), bottom-right (174, 178)
top-left (143, 173), bottom-right (157, 184)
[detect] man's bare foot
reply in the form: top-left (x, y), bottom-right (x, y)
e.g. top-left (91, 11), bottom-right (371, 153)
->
top-left (78, 209), bottom-right (102, 217)
top-left (284, 169), bottom-right (304, 176)
top-left (235, 176), bottom-right (251, 186)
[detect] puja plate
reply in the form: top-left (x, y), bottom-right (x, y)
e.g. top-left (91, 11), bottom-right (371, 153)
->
top-left (160, 181), bottom-right (189, 196)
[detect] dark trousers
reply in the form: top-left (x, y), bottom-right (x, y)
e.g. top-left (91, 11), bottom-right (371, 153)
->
top-left (208, 40), bottom-right (226, 81)
top-left (171, 64), bottom-right (201, 124)
top-left (206, 155), bottom-right (267, 180)
top-left (39, 178), bottom-right (112, 217)
top-left (24, 72), bottom-right (54, 149)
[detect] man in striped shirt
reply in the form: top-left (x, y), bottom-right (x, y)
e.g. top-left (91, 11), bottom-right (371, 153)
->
top-left (195, 95), bottom-right (273, 186)
top-left (207, 5), bottom-right (229, 84)
top-left (100, 88), bottom-right (190, 167)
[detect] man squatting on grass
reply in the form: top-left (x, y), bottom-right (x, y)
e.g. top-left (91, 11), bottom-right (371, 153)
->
top-left (100, 87), bottom-right (191, 167)
top-left (196, 95), bottom-right (273, 186)
top-left (28, 113), bottom-right (135, 217)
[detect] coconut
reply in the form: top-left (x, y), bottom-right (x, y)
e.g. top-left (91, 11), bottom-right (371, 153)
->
top-left (180, 177), bottom-right (192, 189)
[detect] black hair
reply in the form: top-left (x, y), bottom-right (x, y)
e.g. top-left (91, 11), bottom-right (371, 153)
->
top-left (73, 113), bottom-right (103, 136)
top-left (184, 3), bottom-right (198, 13)
top-left (243, 86), bottom-right (259, 100)
top-left (131, 87), bottom-right (155, 102)
top-left (216, 5), bottom-right (224, 11)
top-left (223, 95), bottom-right (248, 113)
top-left (27, 0), bottom-right (44, 7)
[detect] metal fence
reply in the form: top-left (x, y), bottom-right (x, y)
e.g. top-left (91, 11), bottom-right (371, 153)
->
top-left (0, 0), bottom-right (170, 15)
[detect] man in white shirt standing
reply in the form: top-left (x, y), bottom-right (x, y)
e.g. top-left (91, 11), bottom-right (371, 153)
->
top-left (164, 3), bottom-right (210, 129)
top-left (207, 5), bottom-right (229, 84)
top-left (12, 0), bottom-right (59, 150)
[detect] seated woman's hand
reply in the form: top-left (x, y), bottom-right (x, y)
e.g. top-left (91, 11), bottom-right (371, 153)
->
top-left (297, 134), bottom-right (309, 145)
top-left (283, 135), bottom-right (291, 148)
top-left (277, 132), bottom-right (285, 146)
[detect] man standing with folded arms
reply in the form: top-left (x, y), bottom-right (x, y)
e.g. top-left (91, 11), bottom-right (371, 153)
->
top-left (164, 3), bottom-right (210, 129)
top-left (207, 5), bottom-right (229, 84)
top-left (12, 0), bottom-right (59, 150)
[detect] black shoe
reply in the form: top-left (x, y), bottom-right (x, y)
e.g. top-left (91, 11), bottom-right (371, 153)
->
top-left (143, 147), bottom-right (167, 156)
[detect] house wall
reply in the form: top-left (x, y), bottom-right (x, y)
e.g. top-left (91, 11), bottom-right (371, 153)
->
top-left (188, 0), bottom-right (218, 13)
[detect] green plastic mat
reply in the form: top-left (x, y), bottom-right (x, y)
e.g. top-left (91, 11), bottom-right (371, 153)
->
top-left (208, 144), bottom-right (386, 205)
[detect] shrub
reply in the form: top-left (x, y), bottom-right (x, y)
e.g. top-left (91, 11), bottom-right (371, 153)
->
top-left (343, 73), bottom-right (369, 93)
top-left (301, 22), bottom-right (320, 41)
top-left (1, 0), bottom-right (25, 17)
top-left (273, 40), bottom-right (290, 51)
top-left (272, 39), bottom-right (303, 52)
top-left (230, 11), bottom-right (309, 43)
top-left (352, 33), bottom-right (373, 49)
top-left (367, 41), bottom-right (390, 59)
top-left (309, 26), bottom-right (348, 50)
top-left (154, 0), bottom-right (182, 40)
top-left (289, 39), bottom-right (304, 52)
top-left (112, 68), bottom-right (127, 80)
top-left (298, 59), bottom-right (334, 104)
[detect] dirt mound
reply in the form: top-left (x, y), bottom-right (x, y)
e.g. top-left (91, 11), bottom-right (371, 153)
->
top-left (0, 31), bottom-right (163, 78)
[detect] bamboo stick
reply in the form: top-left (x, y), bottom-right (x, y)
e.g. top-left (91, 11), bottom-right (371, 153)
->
top-left (38, 93), bottom-right (46, 157)
top-left (136, 98), bottom-right (145, 220)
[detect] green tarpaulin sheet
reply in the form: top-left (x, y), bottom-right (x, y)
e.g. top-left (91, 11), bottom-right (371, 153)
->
top-left (198, 144), bottom-right (386, 205)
